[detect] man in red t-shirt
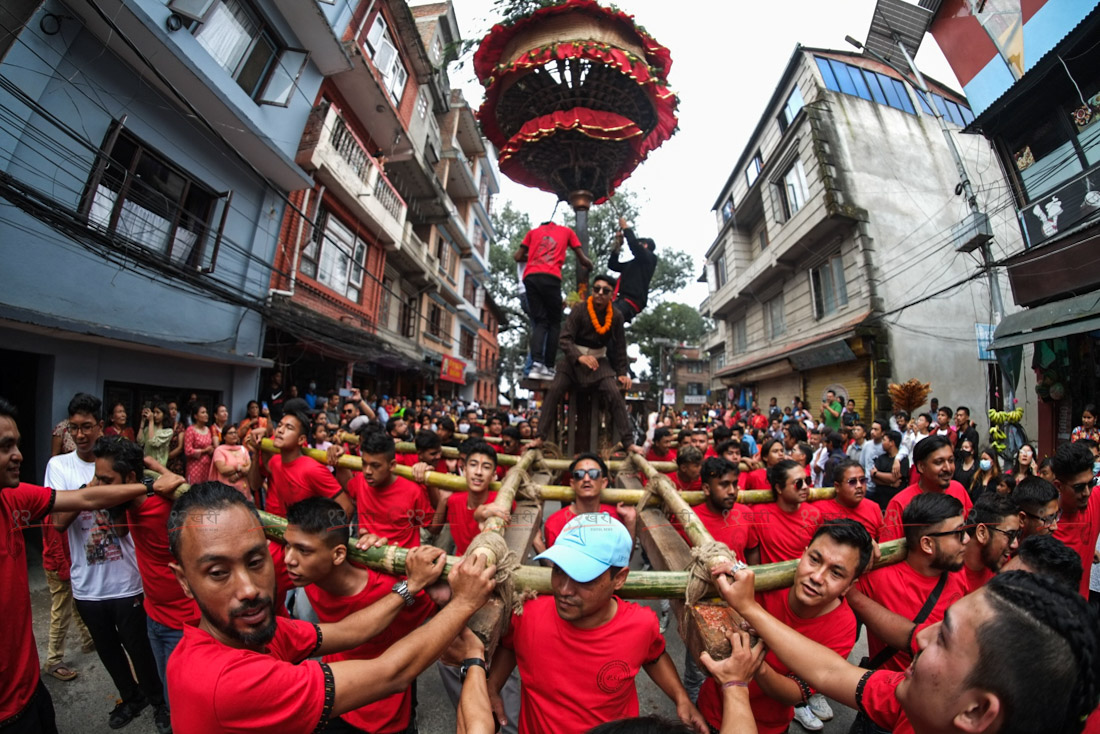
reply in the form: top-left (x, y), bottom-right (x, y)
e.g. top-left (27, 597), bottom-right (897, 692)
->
top-left (881, 435), bottom-right (972, 542)
top-left (350, 431), bottom-right (434, 548)
top-left (283, 497), bottom-right (446, 733)
top-left (443, 441), bottom-right (507, 555)
top-left (645, 427), bottom-right (678, 464)
top-left (665, 445), bottom-right (704, 492)
top-left (848, 493), bottom-right (969, 673)
top-left (1011, 476), bottom-right (1061, 542)
top-left (264, 405), bottom-right (352, 518)
top-left (514, 221), bottom-right (593, 378)
top-left (165, 481), bottom-right (496, 734)
top-left (960, 494), bottom-right (1020, 594)
top-left (0, 398), bottom-right (184, 732)
top-left (813, 460), bottom-right (884, 540)
top-left (697, 520), bottom-right (873, 733)
top-left (744, 459), bottom-right (821, 565)
top-left (536, 453), bottom-right (636, 552)
top-left (1051, 441), bottom-right (1100, 597)
top-left (488, 513), bottom-right (707, 733)
top-left (713, 560), bottom-right (1100, 734)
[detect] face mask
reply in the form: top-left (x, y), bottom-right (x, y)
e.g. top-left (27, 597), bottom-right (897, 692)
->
top-left (1094, 461), bottom-right (1100, 475)
top-left (980, 458), bottom-right (993, 471)
top-left (458, 422), bottom-right (470, 433)
top-left (958, 450), bottom-right (971, 460)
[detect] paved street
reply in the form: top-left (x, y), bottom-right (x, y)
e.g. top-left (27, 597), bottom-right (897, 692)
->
top-left (28, 535), bottom-right (860, 734)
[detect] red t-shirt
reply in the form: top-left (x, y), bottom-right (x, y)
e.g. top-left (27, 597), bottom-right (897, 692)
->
top-left (1, 484), bottom-right (54, 722)
top-left (665, 471), bottom-right (702, 492)
top-left (1053, 489), bottom-right (1100, 597)
top-left (645, 447), bottom-right (677, 464)
top-left (856, 562), bottom-right (967, 671)
top-left (40, 518), bottom-right (71, 579)
top-left (543, 503), bottom-right (617, 548)
top-left (504, 595), bottom-right (665, 733)
top-left (264, 453), bottom-right (346, 518)
top-left (127, 495), bottom-right (199, 628)
top-left (741, 468), bottom-right (770, 490)
top-left (813, 498), bottom-right (884, 540)
top-left (521, 222), bottom-right (581, 280)
top-left (858, 670), bottom-right (913, 734)
top-left (350, 474), bottom-right (433, 548)
top-left (305, 569), bottom-right (434, 733)
top-left (881, 481), bottom-right (973, 542)
top-left (697, 589), bottom-right (856, 732)
top-left (670, 502), bottom-right (751, 559)
top-left (746, 502), bottom-right (821, 564)
top-left (961, 563), bottom-right (993, 595)
top-left (447, 491), bottom-right (516, 555)
top-left (168, 618), bottom-right (328, 734)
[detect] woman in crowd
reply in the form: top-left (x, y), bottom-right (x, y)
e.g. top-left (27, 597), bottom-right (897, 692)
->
top-left (209, 423), bottom-right (252, 499)
top-left (211, 403), bottom-right (230, 445)
top-left (238, 399), bottom-right (269, 436)
top-left (741, 438), bottom-right (787, 490)
top-left (1010, 442), bottom-right (1039, 483)
top-left (137, 400), bottom-right (175, 466)
top-left (1072, 404), bottom-right (1100, 443)
top-left (167, 401), bottom-right (186, 474)
top-left (953, 437), bottom-right (978, 492)
top-left (969, 446), bottom-right (1001, 502)
top-left (103, 401), bottom-right (135, 441)
top-left (183, 403), bottom-right (215, 486)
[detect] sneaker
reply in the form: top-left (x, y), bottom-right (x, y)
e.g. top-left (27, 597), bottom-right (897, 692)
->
top-left (808, 693), bottom-right (834, 721)
top-left (529, 364), bottom-right (554, 380)
top-left (108, 698), bottom-right (148, 729)
top-left (793, 703), bottom-right (824, 731)
top-left (153, 704), bottom-right (172, 734)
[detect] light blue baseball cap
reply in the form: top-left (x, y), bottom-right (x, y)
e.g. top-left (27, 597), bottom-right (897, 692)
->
top-left (534, 512), bottom-right (632, 582)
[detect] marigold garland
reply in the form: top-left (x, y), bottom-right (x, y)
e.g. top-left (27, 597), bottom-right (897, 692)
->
top-left (587, 296), bottom-right (613, 335)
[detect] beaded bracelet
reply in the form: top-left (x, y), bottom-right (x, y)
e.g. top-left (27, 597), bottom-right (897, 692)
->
top-left (722, 680), bottom-right (749, 689)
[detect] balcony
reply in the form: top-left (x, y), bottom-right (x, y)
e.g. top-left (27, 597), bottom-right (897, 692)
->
top-left (269, 0), bottom-right (351, 75)
top-left (385, 224), bottom-right (438, 288)
top-left (297, 103), bottom-right (407, 245)
top-left (441, 147), bottom-right (479, 200)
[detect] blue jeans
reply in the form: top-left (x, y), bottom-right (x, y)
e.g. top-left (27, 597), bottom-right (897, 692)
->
top-left (146, 617), bottom-right (183, 708)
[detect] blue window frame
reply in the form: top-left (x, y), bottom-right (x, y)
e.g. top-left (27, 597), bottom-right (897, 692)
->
top-left (816, 57), bottom-right (838, 90)
top-left (917, 90), bottom-right (975, 126)
top-left (816, 55), bottom-right (924, 116)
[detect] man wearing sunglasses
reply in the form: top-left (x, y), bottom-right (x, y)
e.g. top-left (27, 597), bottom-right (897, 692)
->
top-left (1011, 476), bottom-right (1061, 541)
top-left (1051, 441), bottom-right (1100, 597)
top-left (743, 459), bottom-right (821, 565)
top-left (530, 275), bottom-right (638, 456)
top-left (961, 494), bottom-right (1021, 593)
top-left (538, 453), bottom-right (636, 551)
top-left (813, 460), bottom-right (884, 540)
top-left (846, 493), bottom-right (969, 675)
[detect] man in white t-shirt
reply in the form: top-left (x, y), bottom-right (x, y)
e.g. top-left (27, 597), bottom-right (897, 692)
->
top-left (49, 393), bottom-right (167, 732)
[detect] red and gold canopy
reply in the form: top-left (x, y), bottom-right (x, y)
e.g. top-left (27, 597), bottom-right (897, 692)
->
top-left (474, 0), bottom-right (678, 203)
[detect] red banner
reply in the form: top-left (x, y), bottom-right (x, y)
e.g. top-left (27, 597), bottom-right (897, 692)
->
top-left (440, 356), bottom-right (466, 384)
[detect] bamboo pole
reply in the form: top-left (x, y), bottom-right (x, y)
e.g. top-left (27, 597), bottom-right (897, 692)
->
top-left (468, 450), bottom-right (540, 565)
top-left (387, 443), bottom-right (676, 473)
top-left (339, 432), bottom-right (531, 447)
top-left (159, 473), bottom-right (906, 596)
top-left (630, 453), bottom-right (713, 549)
top-left (257, 441), bottom-right (835, 507)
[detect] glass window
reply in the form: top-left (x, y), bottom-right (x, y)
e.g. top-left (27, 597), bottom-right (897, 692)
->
top-left (745, 152), bottom-right (763, 188)
top-left (779, 86), bottom-right (805, 131)
top-left (732, 318), bottom-right (747, 354)
top-left (862, 69), bottom-right (887, 106)
top-left (816, 57), bottom-right (839, 91)
top-left (765, 295), bottom-right (786, 339)
top-left (891, 79), bottom-right (915, 114)
top-left (847, 64), bottom-right (872, 101)
top-left (304, 209), bottom-right (371, 303)
top-left (829, 59), bottom-right (858, 96)
top-left (777, 159), bottom-right (809, 220)
top-left (811, 254), bottom-right (849, 318)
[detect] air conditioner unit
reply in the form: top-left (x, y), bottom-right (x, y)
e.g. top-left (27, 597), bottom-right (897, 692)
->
top-left (952, 211), bottom-right (994, 252)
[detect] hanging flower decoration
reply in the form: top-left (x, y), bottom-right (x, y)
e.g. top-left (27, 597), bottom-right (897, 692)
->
top-left (474, 0), bottom-right (678, 203)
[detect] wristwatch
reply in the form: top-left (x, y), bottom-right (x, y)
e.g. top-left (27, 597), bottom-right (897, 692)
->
top-left (141, 476), bottom-right (156, 497)
top-left (391, 580), bottom-right (415, 606)
top-left (460, 658), bottom-right (486, 681)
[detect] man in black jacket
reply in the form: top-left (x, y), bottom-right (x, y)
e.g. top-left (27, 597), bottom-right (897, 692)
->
top-left (608, 217), bottom-right (658, 323)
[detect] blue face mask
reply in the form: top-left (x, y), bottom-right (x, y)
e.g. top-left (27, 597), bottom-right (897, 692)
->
top-left (980, 458), bottom-right (993, 471)
top-left (1094, 461), bottom-right (1100, 475)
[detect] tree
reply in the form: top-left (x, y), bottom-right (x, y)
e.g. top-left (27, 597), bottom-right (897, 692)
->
top-left (489, 203), bottom-right (532, 397)
top-left (628, 302), bottom-right (711, 383)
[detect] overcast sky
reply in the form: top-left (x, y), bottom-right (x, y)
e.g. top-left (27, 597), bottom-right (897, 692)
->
top-left (450, 0), bottom-right (963, 307)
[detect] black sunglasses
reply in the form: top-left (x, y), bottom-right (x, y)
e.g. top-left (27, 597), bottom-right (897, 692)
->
top-left (572, 468), bottom-right (603, 480)
top-left (1022, 509), bottom-right (1062, 526)
top-left (591, 286), bottom-right (614, 295)
top-left (1069, 477), bottom-right (1098, 494)
top-left (925, 526), bottom-right (968, 543)
top-left (988, 526), bottom-right (1021, 543)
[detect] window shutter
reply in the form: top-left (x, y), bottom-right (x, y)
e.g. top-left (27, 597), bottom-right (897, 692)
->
top-left (365, 14), bottom-right (386, 53)
top-left (258, 48), bottom-right (308, 106)
top-left (168, 0), bottom-right (217, 22)
top-left (374, 36), bottom-right (397, 78)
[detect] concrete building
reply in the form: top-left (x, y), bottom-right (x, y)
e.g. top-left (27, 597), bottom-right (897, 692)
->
top-left (701, 44), bottom-right (1033, 432)
top-left (926, 0), bottom-right (1100, 454)
top-left (0, 0), bottom-right (352, 480)
top-left (664, 346), bottom-right (711, 413)
top-left (265, 0), bottom-right (501, 403)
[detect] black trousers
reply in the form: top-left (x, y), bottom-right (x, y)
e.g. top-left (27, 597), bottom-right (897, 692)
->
top-left (0, 681), bottom-right (57, 734)
top-left (612, 297), bottom-right (640, 323)
top-left (538, 372), bottom-right (634, 448)
top-left (524, 274), bottom-right (563, 367)
top-left (75, 595), bottom-right (163, 707)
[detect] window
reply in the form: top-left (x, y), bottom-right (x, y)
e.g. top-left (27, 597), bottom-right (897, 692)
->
top-left (765, 294), bottom-right (786, 339)
top-left (363, 13), bottom-right (408, 103)
top-left (687, 361), bottom-right (703, 374)
top-left (720, 196), bottom-right (735, 223)
top-left (417, 91), bottom-right (429, 120)
top-left (428, 303), bottom-right (443, 338)
top-left (712, 351), bottom-right (726, 371)
top-left (778, 86), bottom-right (805, 131)
top-left (399, 295), bottom-right (417, 338)
top-left (916, 92), bottom-right (975, 127)
top-left (84, 125), bottom-right (223, 271)
top-left (753, 223), bottom-right (768, 251)
top-left (378, 276), bottom-right (392, 328)
top-left (460, 329), bottom-right (476, 359)
top-left (463, 273), bottom-right (478, 304)
top-left (777, 159), bottom-right (809, 220)
top-left (815, 56), bottom-right (915, 115)
top-left (731, 318), bottom-right (748, 354)
top-left (810, 254), bottom-right (849, 318)
top-left (714, 253), bottom-right (728, 289)
top-left (177, 0), bottom-right (307, 106)
top-left (300, 208), bottom-right (369, 303)
top-left (436, 232), bottom-right (454, 276)
top-left (745, 151), bottom-right (763, 188)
